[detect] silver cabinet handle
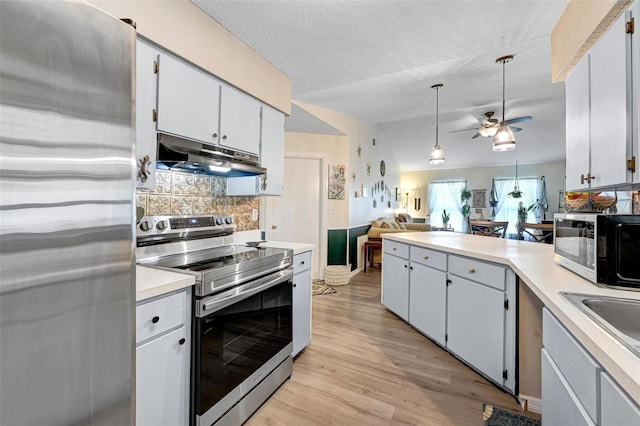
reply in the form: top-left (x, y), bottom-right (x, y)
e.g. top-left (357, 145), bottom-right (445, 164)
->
top-left (468, 268), bottom-right (476, 274)
top-left (423, 255), bottom-right (429, 260)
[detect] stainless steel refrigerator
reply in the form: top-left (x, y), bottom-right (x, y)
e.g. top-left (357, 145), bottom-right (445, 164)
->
top-left (0, 1), bottom-right (136, 424)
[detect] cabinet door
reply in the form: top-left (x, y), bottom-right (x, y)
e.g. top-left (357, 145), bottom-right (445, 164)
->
top-left (382, 253), bottom-right (409, 321)
top-left (601, 371), bottom-right (640, 426)
top-left (259, 105), bottom-right (285, 195)
top-left (156, 54), bottom-right (220, 145)
top-left (565, 55), bottom-right (591, 191)
top-left (135, 39), bottom-right (158, 189)
top-left (409, 262), bottom-right (446, 345)
top-left (542, 349), bottom-right (596, 426)
top-left (136, 326), bottom-right (189, 426)
top-left (292, 269), bottom-right (312, 357)
top-left (219, 85), bottom-right (261, 155)
top-left (590, 10), bottom-right (630, 188)
top-left (447, 275), bottom-right (505, 385)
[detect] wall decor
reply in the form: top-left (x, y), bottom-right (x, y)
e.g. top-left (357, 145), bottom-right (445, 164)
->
top-left (380, 160), bottom-right (385, 176)
top-left (328, 164), bottom-right (346, 200)
top-left (357, 145), bottom-right (362, 157)
top-left (395, 187), bottom-right (400, 201)
top-left (366, 163), bottom-right (371, 176)
top-left (372, 138), bottom-right (376, 146)
top-left (472, 188), bottom-right (487, 208)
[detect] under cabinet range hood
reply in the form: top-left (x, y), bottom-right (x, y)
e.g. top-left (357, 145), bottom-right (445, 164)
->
top-left (157, 133), bottom-right (266, 177)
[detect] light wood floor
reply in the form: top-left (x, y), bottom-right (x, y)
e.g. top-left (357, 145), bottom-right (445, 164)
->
top-left (246, 270), bottom-right (536, 425)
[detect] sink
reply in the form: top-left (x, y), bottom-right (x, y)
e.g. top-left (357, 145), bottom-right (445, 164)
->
top-left (561, 292), bottom-right (640, 357)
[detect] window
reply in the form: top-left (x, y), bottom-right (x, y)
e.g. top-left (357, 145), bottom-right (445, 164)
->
top-left (494, 177), bottom-right (543, 236)
top-left (428, 181), bottom-right (466, 232)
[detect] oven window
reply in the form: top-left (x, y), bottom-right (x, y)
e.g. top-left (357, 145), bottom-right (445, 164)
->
top-left (194, 280), bottom-right (292, 415)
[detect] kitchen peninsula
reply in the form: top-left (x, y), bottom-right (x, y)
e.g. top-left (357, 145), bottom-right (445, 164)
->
top-left (381, 231), bottom-right (640, 417)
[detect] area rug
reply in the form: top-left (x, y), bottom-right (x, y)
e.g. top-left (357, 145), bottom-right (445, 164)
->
top-left (312, 279), bottom-right (337, 296)
top-left (482, 403), bottom-right (541, 426)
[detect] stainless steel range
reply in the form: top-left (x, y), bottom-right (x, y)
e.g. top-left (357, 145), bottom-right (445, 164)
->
top-left (136, 215), bottom-right (293, 426)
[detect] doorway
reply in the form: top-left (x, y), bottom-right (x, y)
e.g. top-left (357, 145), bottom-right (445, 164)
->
top-left (263, 155), bottom-right (326, 279)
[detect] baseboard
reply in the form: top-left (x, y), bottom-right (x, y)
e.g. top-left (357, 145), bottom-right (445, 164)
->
top-left (519, 394), bottom-right (542, 414)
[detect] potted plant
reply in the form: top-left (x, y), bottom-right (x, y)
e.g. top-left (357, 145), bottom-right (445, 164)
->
top-left (517, 201), bottom-right (528, 224)
top-left (460, 186), bottom-right (472, 218)
top-left (442, 209), bottom-right (450, 228)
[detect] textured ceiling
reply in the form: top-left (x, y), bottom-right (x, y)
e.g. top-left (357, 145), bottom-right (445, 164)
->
top-left (192, 0), bottom-right (570, 171)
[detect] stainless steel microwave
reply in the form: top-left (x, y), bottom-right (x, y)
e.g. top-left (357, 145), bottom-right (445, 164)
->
top-left (554, 213), bottom-right (640, 290)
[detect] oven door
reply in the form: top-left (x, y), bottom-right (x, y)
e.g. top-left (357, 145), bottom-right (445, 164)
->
top-left (194, 269), bottom-right (293, 425)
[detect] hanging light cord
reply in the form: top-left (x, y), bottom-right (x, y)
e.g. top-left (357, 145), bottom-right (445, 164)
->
top-left (435, 85), bottom-right (439, 147)
top-left (501, 59), bottom-right (506, 124)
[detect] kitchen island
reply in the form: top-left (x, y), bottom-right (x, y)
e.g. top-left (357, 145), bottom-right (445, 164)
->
top-left (382, 231), bottom-right (640, 410)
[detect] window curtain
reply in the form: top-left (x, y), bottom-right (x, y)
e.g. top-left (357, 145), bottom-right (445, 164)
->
top-left (494, 177), bottom-right (542, 237)
top-left (428, 181), bottom-right (466, 232)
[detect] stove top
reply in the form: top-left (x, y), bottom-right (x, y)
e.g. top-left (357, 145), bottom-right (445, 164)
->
top-left (136, 215), bottom-right (293, 297)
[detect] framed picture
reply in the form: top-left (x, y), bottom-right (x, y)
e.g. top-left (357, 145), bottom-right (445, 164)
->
top-left (472, 189), bottom-right (487, 208)
top-left (328, 165), bottom-right (346, 200)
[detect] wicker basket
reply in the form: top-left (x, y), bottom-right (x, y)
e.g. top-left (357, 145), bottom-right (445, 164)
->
top-left (323, 265), bottom-right (351, 286)
top-left (565, 193), bottom-right (617, 212)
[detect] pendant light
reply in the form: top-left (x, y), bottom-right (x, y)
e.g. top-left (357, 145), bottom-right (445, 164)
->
top-left (429, 83), bottom-right (445, 165)
top-left (493, 55), bottom-right (516, 152)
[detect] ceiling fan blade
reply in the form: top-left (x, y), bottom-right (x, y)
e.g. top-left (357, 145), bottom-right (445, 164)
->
top-left (449, 127), bottom-right (479, 133)
top-left (471, 132), bottom-right (482, 139)
top-left (510, 126), bottom-right (522, 132)
top-left (503, 115), bottom-right (532, 125)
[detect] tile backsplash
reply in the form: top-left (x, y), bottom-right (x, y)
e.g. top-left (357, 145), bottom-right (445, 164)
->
top-left (136, 170), bottom-right (259, 231)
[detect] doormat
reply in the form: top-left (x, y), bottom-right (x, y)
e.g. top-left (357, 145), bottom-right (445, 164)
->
top-left (482, 403), bottom-right (540, 426)
top-left (312, 279), bottom-right (337, 296)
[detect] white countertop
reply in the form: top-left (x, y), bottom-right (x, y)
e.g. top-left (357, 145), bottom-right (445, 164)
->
top-left (136, 266), bottom-right (195, 302)
top-left (383, 231), bottom-right (640, 404)
top-left (256, 240), bottom-right (315, 255)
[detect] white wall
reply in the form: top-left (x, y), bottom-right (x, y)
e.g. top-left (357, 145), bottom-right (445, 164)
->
top-left (291, 101), bottom-right (403, 228)
top-left (401, 161), bottom-right (566, 222)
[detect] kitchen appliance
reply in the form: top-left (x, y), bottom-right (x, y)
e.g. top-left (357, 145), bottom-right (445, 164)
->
top-left (0, 1), bottom-right (136, 425)
top-left (157, 133), bottom-right (266, 177)
top-left (136, 215), bottom-right (294, 426)
top-left (554, 213), bottom-right (640, 289)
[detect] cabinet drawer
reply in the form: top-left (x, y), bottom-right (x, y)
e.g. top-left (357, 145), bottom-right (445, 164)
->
top-left (136, 291), bottom-right (187, 344)
top-left (600, 371), bottom-right (640, 426)
top-left (543, 308), bottom-right (601, 423)
top-left (383, 240), bottom-right (409, 259)
top-left (448, 255), bottom-right (505, 290)
top-left (293, 251), bottom-right (311, 274)
top-left (410, 246), bottom-right (446, 271)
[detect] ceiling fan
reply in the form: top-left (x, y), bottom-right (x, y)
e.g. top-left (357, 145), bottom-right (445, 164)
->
top-left (450, 55), bottom-right (533, 142)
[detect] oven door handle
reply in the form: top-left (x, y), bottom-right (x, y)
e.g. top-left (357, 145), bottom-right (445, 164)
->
top-left (199, 268), bottom-right (293, 315)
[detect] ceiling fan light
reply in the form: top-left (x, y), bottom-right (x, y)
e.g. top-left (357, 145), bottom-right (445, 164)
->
top-left (492, 125), bottom-right (516, 152)
top-left (429, 144), bottom-right (445, 165)
top-left (479, 126), bottom-right (499, 137)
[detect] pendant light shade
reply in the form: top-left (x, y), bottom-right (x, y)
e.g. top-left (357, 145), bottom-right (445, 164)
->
top-left (493, 55), bottom-right (516, 152)
top-left (429, 83), bottom-right (445, 165)
top-left (492, 125), bottom-right (516, 151)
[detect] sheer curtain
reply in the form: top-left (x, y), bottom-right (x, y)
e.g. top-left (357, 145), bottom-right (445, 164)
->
top-left (428, 181), bottom-right (466, 232)
top-left (494, 177), bottom-right (542, 237)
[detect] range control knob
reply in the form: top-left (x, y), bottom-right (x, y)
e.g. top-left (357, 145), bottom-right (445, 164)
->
top-left (216, 217), bottom-right (224, 225)
top-left (225, 217), bottom-right (234, 224)
top-left (139, 221), bottom-right (151, 232)
top-left (156, 220), bottom-right (167, 231)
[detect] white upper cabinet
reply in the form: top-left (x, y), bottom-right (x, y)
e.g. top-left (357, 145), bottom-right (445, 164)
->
top-left (135, 38), bottom-right (159, 189)
top-left (565, 56), bottom-right (591, 191)
top-left (589, 9), bottom-right (631, 188)
top-left (259, 105), bottom-right (285, 195)
top-left (219, 85), bottom-right (261, 155)
top-left (565, 4), bottom-right (637, 191)
top-left (156, 54), bottom-right (221, 146)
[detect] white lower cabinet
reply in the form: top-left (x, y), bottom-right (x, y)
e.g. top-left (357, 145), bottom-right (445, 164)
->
top-left (382, 250), bottom-right (410, 321)
top-left (447, 274), bottom-right (505, 385)
top-left (292, 250), bottom-right (312, 357)
top-left (542, 307), bottom-right (640, 426)
top-left (382, 241), bottom-right (516, 393)
top-left (136, 288), bottom-right (191, 426)
top-left (542, 348), bottom-right (595, 426)
top-left (409, 262), bottom-right (447, 346)
top-left (600, 371), bottom-right (640, 426)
